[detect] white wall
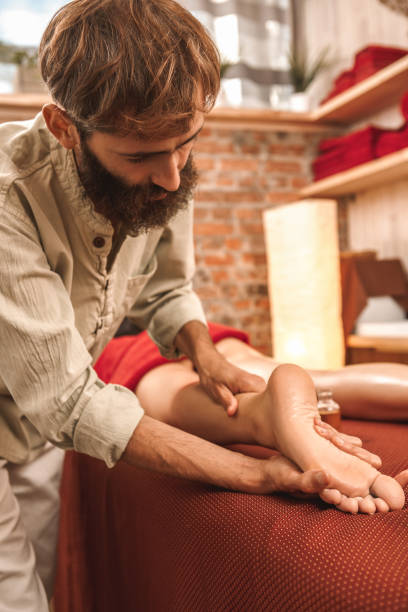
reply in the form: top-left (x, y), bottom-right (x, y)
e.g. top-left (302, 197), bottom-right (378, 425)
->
top-left (294, 0), bottom-right (408, 106)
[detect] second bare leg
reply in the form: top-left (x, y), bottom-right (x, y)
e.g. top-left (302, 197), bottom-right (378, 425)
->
top-left (214, 338), bottom-right (408, 421)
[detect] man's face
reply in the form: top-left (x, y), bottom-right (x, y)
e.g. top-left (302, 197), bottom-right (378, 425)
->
top-left (74, 112), bottom-right (204, 235)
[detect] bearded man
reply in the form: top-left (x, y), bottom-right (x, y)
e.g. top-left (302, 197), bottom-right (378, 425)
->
top-left (0, 1), bottom-right (357, 609)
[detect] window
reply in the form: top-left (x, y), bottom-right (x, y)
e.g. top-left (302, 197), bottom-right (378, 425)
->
top-left (0, 1), bottom-right (64, 93)
top-left (180, 0), bottom-right (292, 108)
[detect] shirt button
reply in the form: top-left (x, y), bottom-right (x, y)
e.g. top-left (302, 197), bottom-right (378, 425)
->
top-left (93, 236), bottom-right (105, 248)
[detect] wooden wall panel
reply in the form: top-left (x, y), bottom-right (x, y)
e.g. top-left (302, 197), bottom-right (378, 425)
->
top-left (347, 178), bottom-right (408, 271)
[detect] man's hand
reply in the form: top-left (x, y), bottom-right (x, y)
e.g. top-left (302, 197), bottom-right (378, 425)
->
top-left (313, 416), bottom-right (382, 468)
top-left (122, 415), bottom-right (333, 500)
top-left (257, 453), bottom-right (333, 497)
top-left (195, 349), bottom-right (266, 416)
top-left (174, 320), bottom-right (265, 415)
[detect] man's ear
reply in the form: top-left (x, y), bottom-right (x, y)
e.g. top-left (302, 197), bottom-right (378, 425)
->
top-left (42, 104), bottom-right (80, 149)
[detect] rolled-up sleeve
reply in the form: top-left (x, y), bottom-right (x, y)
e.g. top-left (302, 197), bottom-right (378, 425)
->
top-left (127, 202), bottom-right (207, 358)
top-left (0, 204), bottom-right (143, 468)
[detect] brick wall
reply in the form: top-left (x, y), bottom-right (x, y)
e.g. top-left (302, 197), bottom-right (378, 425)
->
top-left (192, 124), bottom-right (323, 354)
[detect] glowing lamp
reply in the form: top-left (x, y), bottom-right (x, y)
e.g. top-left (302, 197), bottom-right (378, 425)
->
top-left (263, 199), bottom-right (345, 369)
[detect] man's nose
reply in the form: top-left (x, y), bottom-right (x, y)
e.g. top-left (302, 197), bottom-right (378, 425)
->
top-left (150, 152), bottom-right (181, 192)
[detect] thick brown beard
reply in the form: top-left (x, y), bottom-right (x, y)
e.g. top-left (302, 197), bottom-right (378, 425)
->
top-left (77, 140), bottom-right (198, 236)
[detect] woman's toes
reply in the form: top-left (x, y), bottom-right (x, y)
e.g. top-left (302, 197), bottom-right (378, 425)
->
top-left (395, 469), bottom-right (408, 488)
top-left (320, 488), bottom-right (342, 505)
top-left (336, 495), bottom-right (359, 514)
top-left (358, 495), bottom-right (377, 514)
top-left (370, 474), bottom-right (406, 510)
top-left (374, 497), bottom-right (389, 513)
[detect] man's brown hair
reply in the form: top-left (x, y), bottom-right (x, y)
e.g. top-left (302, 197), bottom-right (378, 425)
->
top-left (39, 0), bottom-right (220, 138)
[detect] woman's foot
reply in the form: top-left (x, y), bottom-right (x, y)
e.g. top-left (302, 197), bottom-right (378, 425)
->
top-left (251, 364), bottom-right (406, 513)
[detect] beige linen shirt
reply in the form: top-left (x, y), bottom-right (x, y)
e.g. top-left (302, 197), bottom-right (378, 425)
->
top-left (0, 113), bottom-right (206, 466)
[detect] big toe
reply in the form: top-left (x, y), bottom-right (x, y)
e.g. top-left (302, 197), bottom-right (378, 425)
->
top-left (395, 469), bottom-right (408, 488)
top-left (370, 474), bottom-right (406, 511)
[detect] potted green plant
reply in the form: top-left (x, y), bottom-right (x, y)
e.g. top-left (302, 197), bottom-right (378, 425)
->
top-left (217, 56), bottom-right (237, 106)
top-left (287, 46), bottom-right (329, 111)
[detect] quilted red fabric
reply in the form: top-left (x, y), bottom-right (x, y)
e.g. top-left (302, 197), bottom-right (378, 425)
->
top-left (54, 421), bottom-right (408, 612)
top-left (54, 329), bottom-right (408, 611)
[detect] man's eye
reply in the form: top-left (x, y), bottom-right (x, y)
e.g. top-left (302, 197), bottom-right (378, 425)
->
top-left (127, 157), bottom-right (145, 164)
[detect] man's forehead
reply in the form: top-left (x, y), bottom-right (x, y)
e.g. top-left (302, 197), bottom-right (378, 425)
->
top-left (100, 112), bottom-right (205, 154)
top-left (91, 113), bottom-right (204, 153)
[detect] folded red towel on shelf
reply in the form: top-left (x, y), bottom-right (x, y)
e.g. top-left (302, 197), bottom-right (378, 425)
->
top-left (356, 44), bottom-right (408, 66)
top-left (318, 126), bottom-right (383, 154)
top-left (322, 45), bottom-right (408, 103)
top-left (313, 90), bottom-right (408, 181)
top-left (313, 146), bottom-right (375, 181)
top-left (312, 126), bottom-right (384, 180)
top-left (376, 124), bottom-right (408, 157)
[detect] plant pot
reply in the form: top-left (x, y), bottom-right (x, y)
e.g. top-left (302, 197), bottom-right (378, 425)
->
top-left (290, 92), bottom-right (309, 112)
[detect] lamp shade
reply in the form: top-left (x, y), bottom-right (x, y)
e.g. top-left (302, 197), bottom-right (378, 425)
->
top-left (263, 199), bottom-right (345, 369)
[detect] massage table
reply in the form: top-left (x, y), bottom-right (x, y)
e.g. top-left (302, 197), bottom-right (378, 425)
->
top-left (53, 329), bottom-right (408, 611)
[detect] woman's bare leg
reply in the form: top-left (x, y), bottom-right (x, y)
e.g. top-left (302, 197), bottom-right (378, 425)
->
top-left (213, 338), bottom-right (408, 421)
top-left (136, 360), bottom-right (258, 445)
top-left (312, 363), bottom-right (408, 421)
top-left (136, 360), bottom-right (407, 513)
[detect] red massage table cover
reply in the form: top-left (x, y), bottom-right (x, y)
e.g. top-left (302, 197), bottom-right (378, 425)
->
top-left (54, 330), bottom-right (408, 612)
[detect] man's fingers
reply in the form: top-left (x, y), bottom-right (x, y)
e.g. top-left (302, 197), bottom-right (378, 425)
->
top-left (350, 446), bottom-right (382, 468)
top-left (237, 371), bottom-right (266, 394)
top-left (208, 381), bottom-right (238, 415)
top-left (263, 455), bottom-right (330, 496)
top-left (314, 417), bottom-right (363, 446)
top-left (283, 469), bottom-right (329, 495)
top-left (297, 469), bottom-right (329, 494)
top-left (226, 401), bottom-right (238, 416)
top-left (314, 418), bottom-right (381, 467)
top-left (342, 433), bottom-right (363, 447)
top-left (329, 435), bottom-right (382, 468)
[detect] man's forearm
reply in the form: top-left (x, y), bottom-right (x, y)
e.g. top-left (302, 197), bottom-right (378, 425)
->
top-left (121, 415), bottom-right (264, 493)
top-left (174, 320), bottom-right (214, 365)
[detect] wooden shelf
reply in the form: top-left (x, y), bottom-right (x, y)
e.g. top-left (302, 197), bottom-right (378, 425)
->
top-left (347, 334), bottom-right (408, 353)
top-left (3, 56), bottom-right (408, 129)
top-left (0, 93), bottom-right (338, 133)
top-left (311, 55), bottom-right (408, 124)
top-left (300, 147), bottom-right (408, 197)
top-left (206, 107), bottom-right (336, 133)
